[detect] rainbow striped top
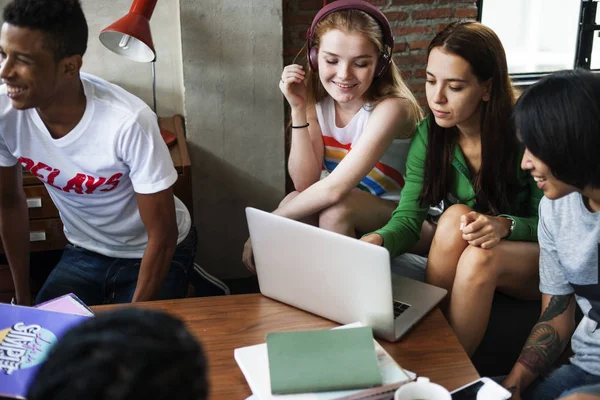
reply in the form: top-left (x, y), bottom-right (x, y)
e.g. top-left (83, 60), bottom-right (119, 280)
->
top-left (316, 96), bottom-right (410, 201)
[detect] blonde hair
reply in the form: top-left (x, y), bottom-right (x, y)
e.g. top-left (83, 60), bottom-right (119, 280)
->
top-left (304, 9), bottom-right (423, 124)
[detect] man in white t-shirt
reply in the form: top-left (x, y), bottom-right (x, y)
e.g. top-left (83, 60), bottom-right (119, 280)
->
top-left (0, 0), bottom-right (226, 306)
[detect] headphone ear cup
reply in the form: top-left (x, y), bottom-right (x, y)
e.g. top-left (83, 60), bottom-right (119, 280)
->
top-left (374, 53), bottom-right (391, 79)
top-left (308, 46), bottom-right (319, 72)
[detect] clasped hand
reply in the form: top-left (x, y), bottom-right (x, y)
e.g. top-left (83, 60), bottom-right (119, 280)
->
top-left (460, 211), bottom-right (511, 249)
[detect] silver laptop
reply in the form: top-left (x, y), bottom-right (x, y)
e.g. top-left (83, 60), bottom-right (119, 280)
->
top-left (245, 207), bottom-right (447, 342)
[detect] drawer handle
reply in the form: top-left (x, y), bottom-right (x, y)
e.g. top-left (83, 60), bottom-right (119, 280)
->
top-left (29, 231), bottom-right (47, 242)
top-left (27, 197), bottom-right (42, 208)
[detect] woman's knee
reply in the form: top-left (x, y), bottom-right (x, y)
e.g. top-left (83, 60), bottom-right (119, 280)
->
top-left (431, 204), bottom-right (472, 250)
top-left (319, 201), bottom-right (353, 230)
top-left (437, 204), bottom-right (472, 230)
top-left (279, 191), bottom-right (300, 208)
top-left (455, 245), bottom-right (500, 286)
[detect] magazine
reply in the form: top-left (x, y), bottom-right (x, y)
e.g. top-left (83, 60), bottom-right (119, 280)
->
top-left (0, 303), bottom-right (90, 399)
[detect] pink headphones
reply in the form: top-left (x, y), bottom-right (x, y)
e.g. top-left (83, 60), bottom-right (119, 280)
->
top-left (306, 0), bottom-right (394, 79)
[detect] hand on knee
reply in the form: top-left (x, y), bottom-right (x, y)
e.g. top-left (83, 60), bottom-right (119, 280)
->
top-left (432, 204), bottom-right (473, 251)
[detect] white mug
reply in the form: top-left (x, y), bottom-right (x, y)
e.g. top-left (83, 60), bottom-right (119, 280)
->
top-left (394, 377), bottom-right (452, 400)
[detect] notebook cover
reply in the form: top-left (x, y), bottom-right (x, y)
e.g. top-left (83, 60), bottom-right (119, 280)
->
top-left (0, 303), bottom-right (90, 399)
top-left (34, 293), bottom-right (94, 317)
top-left (234, 322), bottom-right (413, 400)
top-left (266, 326), bottom-right (382, 394)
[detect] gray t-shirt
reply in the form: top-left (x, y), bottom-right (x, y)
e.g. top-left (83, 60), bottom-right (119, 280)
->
top-left (539, 193), bottom-right (600, 376)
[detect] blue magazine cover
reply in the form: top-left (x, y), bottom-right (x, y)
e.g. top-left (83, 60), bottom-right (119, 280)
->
top-left (0, 303), bottom-right (90, 399)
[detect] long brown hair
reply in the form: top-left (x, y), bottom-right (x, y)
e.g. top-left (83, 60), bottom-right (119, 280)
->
top-left (304, 9), bottom-right (423, 126)
top-left (419, 21), bottom-right (519, 214)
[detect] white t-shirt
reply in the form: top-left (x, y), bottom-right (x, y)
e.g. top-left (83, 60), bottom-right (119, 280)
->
top-left (0, 73), bottom-right (191, 258)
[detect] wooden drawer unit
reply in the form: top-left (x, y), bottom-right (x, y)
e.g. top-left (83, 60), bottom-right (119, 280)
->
top-left (0, 178), bottom-right (68, 254)
top-left (27, 218), bottom-right (69, 252)
top-left (24, 184), bottom-right (60, 219)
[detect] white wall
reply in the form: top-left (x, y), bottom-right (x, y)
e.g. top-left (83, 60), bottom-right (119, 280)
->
top-left (179, 0), bottom-right (285, 278)
top-left (82, 0), bottom-right (185, 116)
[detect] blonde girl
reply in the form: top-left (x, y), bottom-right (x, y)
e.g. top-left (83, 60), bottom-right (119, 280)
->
top-left (243, 0), bottom-right (422, 270)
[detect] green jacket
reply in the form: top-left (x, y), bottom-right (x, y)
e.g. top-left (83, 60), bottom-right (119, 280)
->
top-left (374, 118), bottom-right (543, 258)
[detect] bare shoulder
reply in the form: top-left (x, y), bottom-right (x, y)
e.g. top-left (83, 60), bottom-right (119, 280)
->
top-left (371, 97), bottom-right (417, 139)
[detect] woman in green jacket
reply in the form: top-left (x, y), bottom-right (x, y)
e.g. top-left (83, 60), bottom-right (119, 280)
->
top-left (361, 21), bottom-right (542, 356)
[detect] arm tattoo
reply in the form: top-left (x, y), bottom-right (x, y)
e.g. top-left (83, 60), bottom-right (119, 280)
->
top-left (539, 294), bottom-right (572, 323)
top-left (517, 295), bottom-right (573, 375)
top-left (518, 323), bottom-right (564, 374)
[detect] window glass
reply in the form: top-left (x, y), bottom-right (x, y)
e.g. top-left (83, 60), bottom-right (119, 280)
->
top-left (481, 0), bottom-right (581, 73)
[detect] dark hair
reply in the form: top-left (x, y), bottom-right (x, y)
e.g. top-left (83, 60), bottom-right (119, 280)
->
top-left (3, 0), bottom-right (88, 60)
top-left (515, 69), bottom-right (600, 190)
top-left (419, 21), bottom-right (519, 214)
top-left (26, 308), bottom-right (209, 400)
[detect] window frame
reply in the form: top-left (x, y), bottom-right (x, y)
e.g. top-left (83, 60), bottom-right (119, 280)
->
top-left (476, 0), bottom-right (600, 86)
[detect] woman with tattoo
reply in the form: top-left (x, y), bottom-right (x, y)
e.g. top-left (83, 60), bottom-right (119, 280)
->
top-left (362, 21), bottom-right (543, 356)
top-left (502, 70), bottom-right (600, 399)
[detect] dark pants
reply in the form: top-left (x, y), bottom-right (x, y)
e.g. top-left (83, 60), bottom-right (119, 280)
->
top-left (35, 227), bottom-right (197, 306)
top-left (524, 364), bottom-right (600, 400)
top-left (495, 363), bottom-right (600, 400)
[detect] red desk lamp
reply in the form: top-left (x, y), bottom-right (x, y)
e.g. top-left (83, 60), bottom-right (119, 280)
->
top-left (99, 0), bottom-right (177, 146)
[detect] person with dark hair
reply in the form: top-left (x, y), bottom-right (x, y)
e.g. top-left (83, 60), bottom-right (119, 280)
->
top-left (26, 308), bottom-right (209, 400)
top-left (501, 69), bottom-right (600, 400)
top-left (361, 21), bottom-right (542, 356)
top-left (0, 0), bottom-right (226, 306)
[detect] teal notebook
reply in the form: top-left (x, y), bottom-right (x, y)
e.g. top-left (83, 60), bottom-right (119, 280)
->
top-left (266, 326), bottom-right (382, 394)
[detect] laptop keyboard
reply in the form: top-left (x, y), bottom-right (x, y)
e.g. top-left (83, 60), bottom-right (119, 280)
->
top-left (393, 300), bottom-right (411, 318)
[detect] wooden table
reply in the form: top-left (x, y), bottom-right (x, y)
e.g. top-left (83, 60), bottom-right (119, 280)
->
top-left (93, 294), bottom-right (479, 400)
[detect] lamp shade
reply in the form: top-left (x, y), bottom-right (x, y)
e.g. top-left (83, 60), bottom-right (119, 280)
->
top-left (99, 0), bottom-right (157, 62)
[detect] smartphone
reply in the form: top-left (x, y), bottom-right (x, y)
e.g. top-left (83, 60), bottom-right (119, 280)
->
top-left (450, 377), bottom-right (511, 400)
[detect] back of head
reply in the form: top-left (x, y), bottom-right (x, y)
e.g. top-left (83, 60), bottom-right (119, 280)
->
top-left (515, 69), bottom-right (600, 190)
top-left (26, 308), bottom-right (209, 400)
top-left (3, 0), bottom-right (88, 61)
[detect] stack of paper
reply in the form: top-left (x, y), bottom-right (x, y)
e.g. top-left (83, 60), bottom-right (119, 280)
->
top-left (235, 322), bottom-right (414, 400)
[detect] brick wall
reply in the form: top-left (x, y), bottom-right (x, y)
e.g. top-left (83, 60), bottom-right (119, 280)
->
top-left (282, 0), bottom-right (478, 106)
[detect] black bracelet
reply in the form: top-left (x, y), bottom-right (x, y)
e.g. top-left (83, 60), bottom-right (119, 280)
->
top-left (291, 122), bottom-right (310, 129)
